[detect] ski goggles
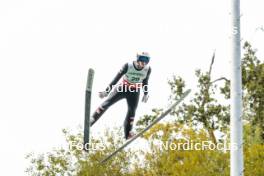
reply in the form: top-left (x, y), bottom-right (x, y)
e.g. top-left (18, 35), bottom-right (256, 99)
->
top-left (137, 56), bottom-right (150, 64)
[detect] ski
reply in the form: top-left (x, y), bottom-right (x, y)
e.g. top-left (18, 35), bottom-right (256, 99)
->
top-left (83, 68), bottom-right (95, 152)
top-left (100, 89), bottom-right (191, 163)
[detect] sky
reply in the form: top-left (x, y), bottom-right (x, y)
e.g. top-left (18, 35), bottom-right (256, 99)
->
top-left (0, 0), bottom-right (263, 175)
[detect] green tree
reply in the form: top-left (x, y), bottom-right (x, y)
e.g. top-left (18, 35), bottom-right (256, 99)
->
top-left (131, 122), bottom-right (264, 176)
top-left (137, 52), bottom-right (229, 144)
top-left (221, 41), bottom-right (264, 142)
top-left (26, 127), bottom-right (136, 176)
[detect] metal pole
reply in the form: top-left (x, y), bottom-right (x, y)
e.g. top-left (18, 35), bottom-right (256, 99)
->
top-left (230, 0), bottom-right (244, 175)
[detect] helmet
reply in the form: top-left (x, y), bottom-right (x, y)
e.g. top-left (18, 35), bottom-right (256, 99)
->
top-left (137, 52), bottom-right (150, 64)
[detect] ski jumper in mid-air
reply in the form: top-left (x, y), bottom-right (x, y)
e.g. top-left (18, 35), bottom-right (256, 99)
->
top-left (90, 52), bottom-right (151, 139)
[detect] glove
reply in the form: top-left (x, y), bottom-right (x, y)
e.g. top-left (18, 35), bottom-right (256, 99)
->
top-left (142, 94), bottom-right (149, 103)
top-left (99, 91), bottom-right (108, 99)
